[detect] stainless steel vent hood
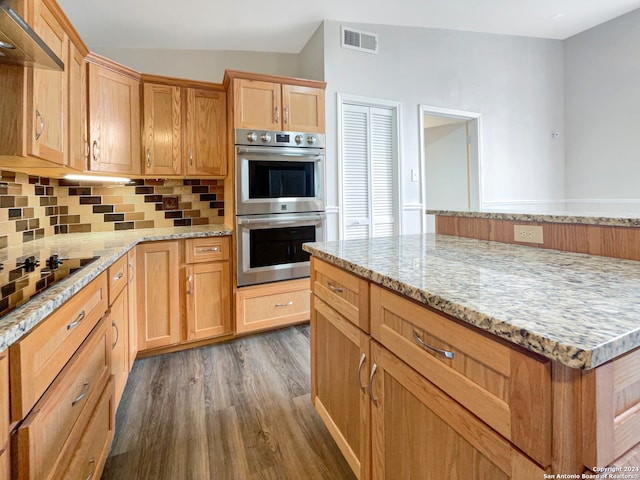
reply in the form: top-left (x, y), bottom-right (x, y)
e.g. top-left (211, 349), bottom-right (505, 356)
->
top-left (0, 0), bottom-right (63, 70)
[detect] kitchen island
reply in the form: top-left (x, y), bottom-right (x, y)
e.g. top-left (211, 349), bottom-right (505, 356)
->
top-left (304, 233), bottom-right (640, 478)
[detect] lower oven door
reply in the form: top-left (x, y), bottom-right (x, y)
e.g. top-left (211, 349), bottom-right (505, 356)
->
top-left (236, 212), bottom-right (326, 287)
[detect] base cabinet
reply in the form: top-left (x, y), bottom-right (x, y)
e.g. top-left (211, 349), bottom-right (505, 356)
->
top-left (136, 241), bottom-right (181, 351)
top-left (235, 278), bottom-right (311, 335)
top-left (312, 296), bottom-right (370, 480)
top-left (369, 342), bottom-right (544, 480)
top-left (184, 261), bottom-right (231, 341)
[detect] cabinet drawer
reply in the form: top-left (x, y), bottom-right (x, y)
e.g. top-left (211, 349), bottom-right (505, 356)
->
top-left (370, 284), bottom-right (552, 467)
top-left (311, 258), bottom-right (369, 332)
top-left (61, 378), bottom-right (114, 480)
top-left (108, 254), bottom-right (128, 305)
top-left (236, 278), bottom-right (310, 334)
top-left (0, 350), bottom-right (7, 450)
top-left (15, 315), bottom-right (111, 480)
top-left (10, 272), bottom-right (108, 421)
top-left (185, 237), bottom-right (230, 263)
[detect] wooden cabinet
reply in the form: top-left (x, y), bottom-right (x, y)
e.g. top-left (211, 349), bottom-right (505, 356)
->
top-left (127, 248), bottom-right (138, 369)
top-left (87, 55), bottom-right (141, 175)
top-left (9, 273), bottom-right (108, 421)
top-left (311, 295), bottom-right (370, 480)
top-left (108, 254), bottom-right (129, 407)
top-left (369, 342), bottom-right (545, 480)
top-left (184, 237), bottom-right (231, 341)
top-left (136, 241), bottom-right (180, 350)
top-left (227, 72), bottom-right (325, 133)
top-left (311, 258), bottom-right (549, 479)
top-left (142, 79), bottom-right (227, 177)
top-left (0, 0), bottom-right (67, 165)
top-left (67, 40), bottom-right (88, 171)
top-left (14, 314), bottom-right (111, 480)
top-left (184, 88), bottom-right (227, 176)
top-left (236, 278), bottom-right (311, 335)
top-left (60, 378), bottom-right (114, 480)
top-left (370, 284), bottom-right (552, 466)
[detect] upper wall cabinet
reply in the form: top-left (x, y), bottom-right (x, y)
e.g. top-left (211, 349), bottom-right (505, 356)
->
top-left (225, 71), bottom-right (326, 133)
top-left (67, 39), bottom-right (89, 172)
top-left (0, 0), bottom-right (68, 165)
top-left (142, 77), bottom-right (227, 177)
top-left (87, 54), bottom-right (141, 176)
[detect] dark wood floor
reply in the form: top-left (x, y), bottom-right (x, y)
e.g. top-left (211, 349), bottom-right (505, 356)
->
top-left (101, 325), bottom-right (356, 480)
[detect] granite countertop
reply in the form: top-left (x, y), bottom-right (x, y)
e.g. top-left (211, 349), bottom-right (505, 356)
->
top-left (303, 234), bottom-right (640, 369)
top-left (427, 209), bottom-right (640, 228)
top-left (0, 224), bottom-right (233, 351)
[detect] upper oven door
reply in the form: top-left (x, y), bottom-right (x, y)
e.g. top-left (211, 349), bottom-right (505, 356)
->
top-left (236, 146), bottom-right (324, 215)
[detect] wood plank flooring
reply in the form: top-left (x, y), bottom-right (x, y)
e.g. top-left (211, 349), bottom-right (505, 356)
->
top-left (101, 325), bottom-right (356, 480)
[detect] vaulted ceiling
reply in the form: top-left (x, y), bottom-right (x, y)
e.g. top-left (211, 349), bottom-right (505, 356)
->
top-left (58, 0), bottom-right (640, 53)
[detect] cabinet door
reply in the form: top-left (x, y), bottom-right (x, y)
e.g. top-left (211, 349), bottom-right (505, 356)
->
top-left (0, 350), bottom-right (8, 471)
top-left (184, 88), bottom-right (227, 176)
top-left (369, 343), bottom-right (545, 480)
top-left (312, 295), bottom-right (370, 480)
top-left (185, 261), bottom-right (231, 341)
top-left (111, 288), bottom-right (129, 407)
top-left (88, 63), bottom-right (141, 175)
top-left (29, 0), bottom-right (67, 164)
top-left (67, 42), bottom-right (87, 171)
top-left (282, 85), bottom-right (325, 133)
top-left (127, 248), bottom-right (138, 369)
top-left (136, 241), bottom-right (180, 351)
top-left (143, 83), bottom-right (182, 175)
top-left (233, 79), bottom-right (281, 130)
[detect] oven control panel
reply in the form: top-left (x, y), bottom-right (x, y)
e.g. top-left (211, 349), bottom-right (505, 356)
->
top-left (236, 129), bottom-right (325, 149)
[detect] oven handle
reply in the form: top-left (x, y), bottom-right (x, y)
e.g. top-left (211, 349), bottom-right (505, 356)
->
top-left (237, 213), bottom-right (326, 227)
top-left (236, 146), bottom-right (324, 160)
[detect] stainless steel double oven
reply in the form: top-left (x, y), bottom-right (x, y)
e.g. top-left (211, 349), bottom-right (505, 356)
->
top-left (235, 129), bottom-right (326, 287)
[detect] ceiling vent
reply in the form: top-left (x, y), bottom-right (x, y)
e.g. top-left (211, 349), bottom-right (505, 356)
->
top-left (341, 26), bottom-right (378, 54)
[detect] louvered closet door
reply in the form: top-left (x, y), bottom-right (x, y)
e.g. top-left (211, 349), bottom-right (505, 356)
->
top-left (341, 103), bottom-right (397, 239)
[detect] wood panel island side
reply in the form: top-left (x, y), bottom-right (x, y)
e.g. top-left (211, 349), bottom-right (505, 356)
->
top-left (304, 227), bottom-right (640, 479)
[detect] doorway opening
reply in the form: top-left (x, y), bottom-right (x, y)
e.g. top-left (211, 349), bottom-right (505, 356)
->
top-left (418, 105), bottom-right (481, 232)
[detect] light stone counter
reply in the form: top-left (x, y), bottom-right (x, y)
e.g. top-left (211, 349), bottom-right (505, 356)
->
top-left (303, 234), bottom-right (640, 369)
top-left (427, 209), bottom-right (640, 228)
top-left (0, 225), bottom-right (232, 351)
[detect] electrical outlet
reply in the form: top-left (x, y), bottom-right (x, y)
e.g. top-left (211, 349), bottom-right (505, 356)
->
top-left (513, 225), bottom-right (544, 244)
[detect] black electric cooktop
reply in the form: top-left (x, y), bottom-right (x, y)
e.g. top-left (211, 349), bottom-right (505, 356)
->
top-left (0, 255), bottom-right (100, 317)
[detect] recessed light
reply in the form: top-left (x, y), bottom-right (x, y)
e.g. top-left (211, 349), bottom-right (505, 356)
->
top-left (551, 13), bottom-right (566, 20)
top-left (0, 40), bottom-right (15, 49)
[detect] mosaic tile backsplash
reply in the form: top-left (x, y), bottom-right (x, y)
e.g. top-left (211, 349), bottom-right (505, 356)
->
top-left (0, 171), bottom-right (225, 249)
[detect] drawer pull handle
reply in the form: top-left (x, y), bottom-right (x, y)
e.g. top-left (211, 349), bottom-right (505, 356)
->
top-left (413, 330), bottom-right (454, 359)
top-left (328, 283), bottom-right (344, 293)
top-left (113, 272), bottom-right (123, 282)
top-left (369, 363), bottom-right (378, 405)
top-left (67, 310), bottom-right (86, 330)
top-left (275, 301), bottom-right (293, 307)
top-left (72, 382), bottom-right (90, 406)
top-left (35, 109), bottom-right (45, 140)
top-left (187, 275), bottom-right (193, 295)
top-left (128, 261), bottom-right (134, 283)
top-left (112, 320), bottom-right (119, 348)
top-left (357, 353), bottom-right (367, 393)
top-left (198, 246), bottom-right (220, 252)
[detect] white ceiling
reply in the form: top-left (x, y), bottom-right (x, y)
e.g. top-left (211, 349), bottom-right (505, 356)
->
top-left (58, 0), bottom-right (640, 53)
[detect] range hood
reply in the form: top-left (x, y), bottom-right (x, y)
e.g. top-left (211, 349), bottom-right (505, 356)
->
top-left (0, 0), bottom-right (63, 70)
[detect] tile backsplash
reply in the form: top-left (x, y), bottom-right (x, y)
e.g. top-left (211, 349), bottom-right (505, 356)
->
top-left (0, 171), bottom-right (225, 249)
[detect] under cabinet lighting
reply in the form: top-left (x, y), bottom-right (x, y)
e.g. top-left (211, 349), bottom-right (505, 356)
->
top-left (63, 174), bottom-right (132, 184)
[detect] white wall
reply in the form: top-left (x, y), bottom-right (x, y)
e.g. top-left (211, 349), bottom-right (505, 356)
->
top-left (298, 25), bottom-right (324, 82)
top-left (321, 21), bottom-right (565, 238)
top-left (425, 122), bottom-right (469, 211)
top-left (93, 47), bottom-right (302, 83)
top-left (564, 8), bottom-right (640, 201)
